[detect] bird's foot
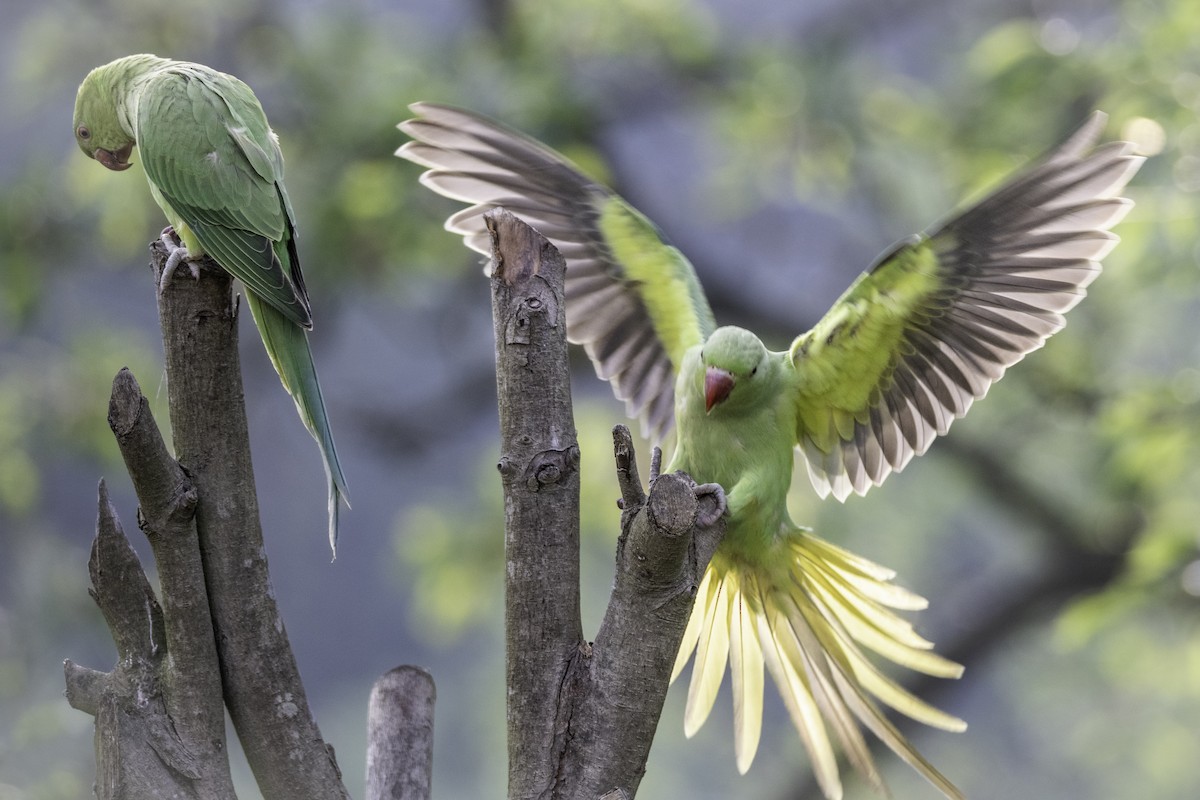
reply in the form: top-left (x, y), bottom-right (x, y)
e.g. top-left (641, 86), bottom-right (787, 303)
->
top-left (691, 482), bottom-right (726, 528)
top-left (159, 227), bottom-right (202, 293)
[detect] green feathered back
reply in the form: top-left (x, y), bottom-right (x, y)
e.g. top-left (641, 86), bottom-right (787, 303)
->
top-left (75, 55), bottom-right (348, 554)
top-left (133, 60), bottom-right (312, 328)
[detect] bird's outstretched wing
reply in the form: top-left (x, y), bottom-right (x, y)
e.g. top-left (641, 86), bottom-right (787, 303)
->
top-left (397, 102), bottom-right (716, 441)
top-left (788, 112), bottom-right (1143, 500)
top-left (135, 65), bottom-right (312, 328)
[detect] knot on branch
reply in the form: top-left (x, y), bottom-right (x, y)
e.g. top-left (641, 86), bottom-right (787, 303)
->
top-left (506, 292), bottom-right (559, 347)
top-left (137, 481), bottom-right (200, 534)
top-left (524, 446), bottom-right (580, 491)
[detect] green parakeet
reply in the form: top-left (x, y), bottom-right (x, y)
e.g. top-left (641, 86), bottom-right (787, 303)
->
top-left (74, 55), bottom-right (349, 554)
top-left (397, 104), bottom-right (1142, 798)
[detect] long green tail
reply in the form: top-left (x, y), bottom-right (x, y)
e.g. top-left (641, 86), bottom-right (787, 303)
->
top-left (671, 531), bottom-right (965, 799)
top-left (245, 291), bottom-right (349, 556)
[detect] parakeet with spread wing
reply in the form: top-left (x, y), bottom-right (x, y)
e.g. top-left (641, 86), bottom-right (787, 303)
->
top-left (74, 54), bottom-right (349, 555)
top-left (397, 103), bottom-right (1142, 798)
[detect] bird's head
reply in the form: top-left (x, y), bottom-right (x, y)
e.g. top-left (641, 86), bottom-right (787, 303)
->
top-left (700, 326), bottom-right (771, 414)
top-left (73, 63), bottom-right (136, 171)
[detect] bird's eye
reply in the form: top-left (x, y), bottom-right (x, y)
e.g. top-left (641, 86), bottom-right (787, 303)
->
top-left (751, 366), bottom-right (758, 376)
top-left (76, 125), bottom-right (91, 140)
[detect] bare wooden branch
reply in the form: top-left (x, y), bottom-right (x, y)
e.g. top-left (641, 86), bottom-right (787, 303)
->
top-left (108, 367), bottom-right (229, 771)
top-left (365, 666), bottom-right (437, 800)
top-left (613, 425), bottom-right (647, 512)
top-left (150, 240), bottom-right (347, 800)
top-left (63, 480), bottom-right (234, 799)
top-left (488, 212), bottom-right (726, 799)
top-left (488, 208), bottom-right (584, 799)
top-left (84, 479), bottom-right (166, 664)
top-left (563, 435), bottom-right (725, 799)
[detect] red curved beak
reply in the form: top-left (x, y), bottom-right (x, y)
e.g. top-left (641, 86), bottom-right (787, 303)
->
top-left (704, 367), bottom-right (735, 413)
top-left (95, 142), bottom-right (134, 171)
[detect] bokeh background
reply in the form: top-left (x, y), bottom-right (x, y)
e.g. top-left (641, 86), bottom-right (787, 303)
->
top-left (2, 0), bottom-right (1198, 797)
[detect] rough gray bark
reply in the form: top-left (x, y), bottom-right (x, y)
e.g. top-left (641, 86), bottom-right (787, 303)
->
top-left (487, 209), bottom-right (726, 800)
top-left (108, 368), bottom-right (229, 770)
top-left (148, 240), bottom-right (347, 800)
top-left (63, 368), bottom-right (236, 799)
top-left (566, 428), bottom-right (725, 797)
top-left (490, 209), bottom-right (584, 799)
top-left (67, 241), bottom-right (437, 799)
top-left (365, 666), bottom-right (436, 800)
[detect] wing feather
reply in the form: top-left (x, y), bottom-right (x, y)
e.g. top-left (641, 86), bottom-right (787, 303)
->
top-left (790, 112), bottom-right (1143, 498)
top-left (398, 102), bottom-right (717, 441)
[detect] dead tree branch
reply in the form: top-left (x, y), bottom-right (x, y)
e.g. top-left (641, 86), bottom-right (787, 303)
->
top-left (488, 209), bottom-right (726, 799)
top-left (366, 666), bottom-right (437, 800)
top-left (67, 240), bottom-right (437, 799)
top-left (150, 241), bottom-right (346, 799)
top-left (63, 367), bottom-right (237, 799)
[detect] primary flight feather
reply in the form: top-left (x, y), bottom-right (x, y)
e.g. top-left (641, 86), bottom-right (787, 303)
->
top-left (75, 54), bottom-right (349, 555)
top-left (397, 103), bottom-right (1142, 797)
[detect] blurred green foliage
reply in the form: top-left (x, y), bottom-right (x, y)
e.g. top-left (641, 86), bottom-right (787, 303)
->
top-left (2, 0), bottom-right (1199, 797)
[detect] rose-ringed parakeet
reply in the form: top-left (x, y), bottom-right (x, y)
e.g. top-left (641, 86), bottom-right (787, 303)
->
top-left (397, 104), bottom-right (1142, 798)
top-left (74, 54), bottom-right (349, 554)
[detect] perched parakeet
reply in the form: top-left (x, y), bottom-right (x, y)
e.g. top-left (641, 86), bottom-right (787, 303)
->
top-left (397, 104), bottom-right (1142, 798)
top-left (74, 55), bottom-right (349, 554)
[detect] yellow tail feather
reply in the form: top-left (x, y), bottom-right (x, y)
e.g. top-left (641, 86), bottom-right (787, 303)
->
top-left (758, 606), bottom-right (843, 798)
top-left (728, 571), bottom-right (764, 774)
top-left (671, 530), bottom-right (965, 799)
top-left (683, 571), bottom-right (730, 737)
